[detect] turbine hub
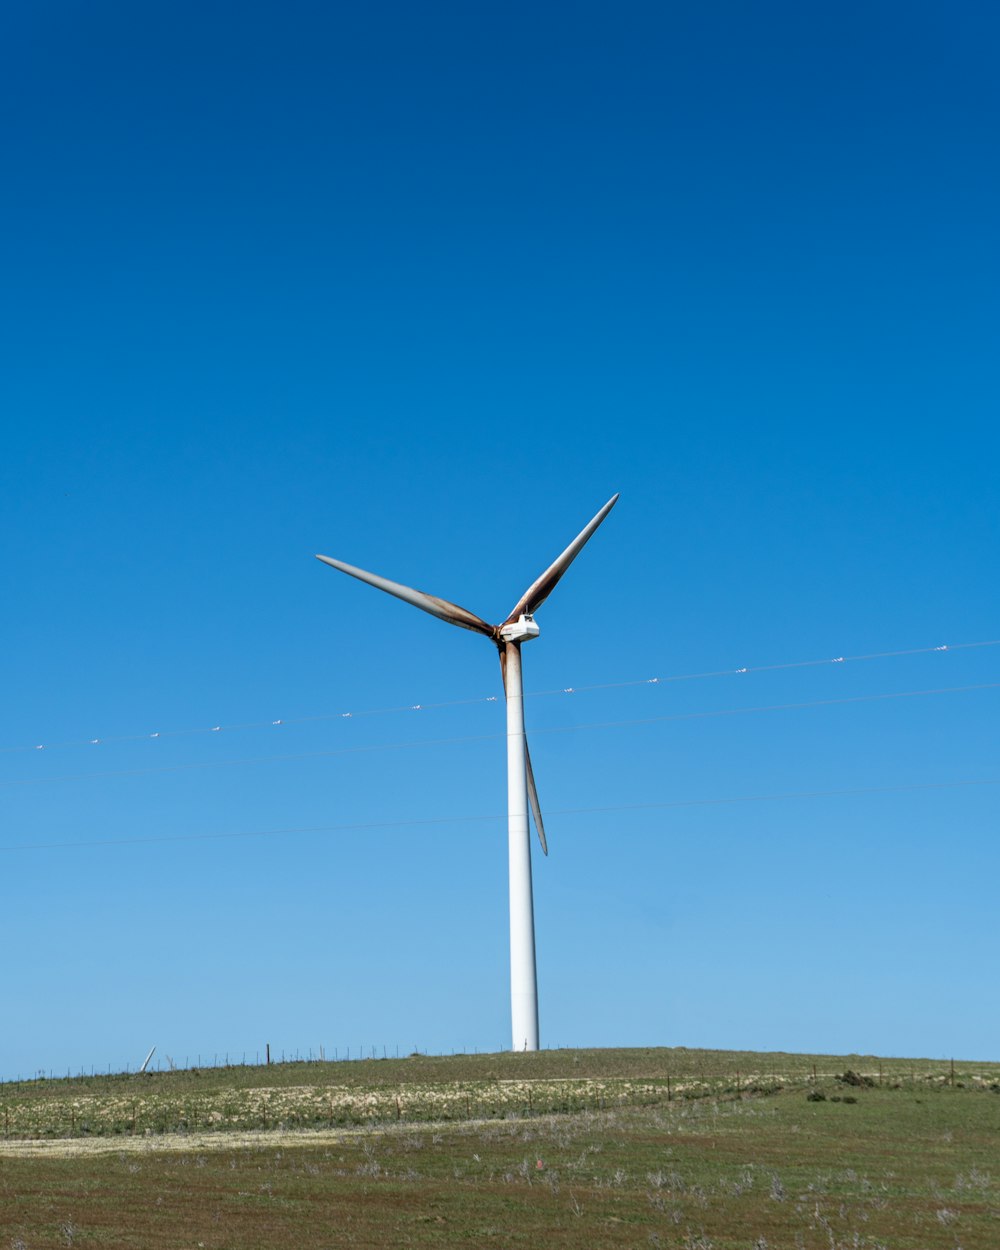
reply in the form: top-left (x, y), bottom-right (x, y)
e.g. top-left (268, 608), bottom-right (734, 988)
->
top-left (499, 613), bottom-right (540, 643)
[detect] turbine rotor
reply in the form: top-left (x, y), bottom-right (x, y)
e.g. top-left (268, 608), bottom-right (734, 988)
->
top-left (316, 494), bottom-right (620, 862)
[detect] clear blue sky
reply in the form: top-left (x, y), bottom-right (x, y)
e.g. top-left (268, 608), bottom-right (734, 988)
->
top-left (2, 1), bottom-right (998, 1078)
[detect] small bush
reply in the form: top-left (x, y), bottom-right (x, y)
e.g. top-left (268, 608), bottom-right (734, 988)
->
top-left (806, 1090), bottom-right (826, 1102)
top-left (838, 1070), bottom-right (874, 1088)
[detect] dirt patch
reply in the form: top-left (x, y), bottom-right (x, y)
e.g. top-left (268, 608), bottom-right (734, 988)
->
top-left (0, 1115), bottom-right (520, 1159)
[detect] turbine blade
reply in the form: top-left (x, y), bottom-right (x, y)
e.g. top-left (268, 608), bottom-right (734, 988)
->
top-left (316, 554), bottom-right (495, 637)
top-left (525, 736), bottom-right (548, 856)
top-left (505, 493), bottom-right (619, 623)
top-left (497, 648), bottom-right (548, 855)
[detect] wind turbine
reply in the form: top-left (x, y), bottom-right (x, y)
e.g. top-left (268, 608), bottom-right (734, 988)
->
top-left (316, 493), bottom-right (619, 1052)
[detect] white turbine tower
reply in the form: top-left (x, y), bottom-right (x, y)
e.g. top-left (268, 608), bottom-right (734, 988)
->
top-left (316, 493), bottom-right (619, 1052)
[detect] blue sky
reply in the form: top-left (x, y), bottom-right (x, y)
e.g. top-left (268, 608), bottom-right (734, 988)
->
top-left (2, 1), bottom-right (998, 1078)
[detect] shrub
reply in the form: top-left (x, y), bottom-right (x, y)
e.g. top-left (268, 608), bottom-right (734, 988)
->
top-left (838, 1070), bottom-right (874, 1088)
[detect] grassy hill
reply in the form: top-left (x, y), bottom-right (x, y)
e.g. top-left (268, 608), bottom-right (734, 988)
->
top-left (2, 1047), bottom-right (998, 1247)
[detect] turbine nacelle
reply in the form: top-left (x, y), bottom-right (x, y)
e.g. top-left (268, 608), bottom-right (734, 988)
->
top-left (498, 614), bottom-right (540, 644)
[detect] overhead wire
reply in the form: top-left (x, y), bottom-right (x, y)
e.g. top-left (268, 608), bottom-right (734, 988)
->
top-left (2, 776), bottom-right (996, 853)
top-left (2, 680), bottom-right (997, 789)
top-left (3, 637), bottom-right (998, 756)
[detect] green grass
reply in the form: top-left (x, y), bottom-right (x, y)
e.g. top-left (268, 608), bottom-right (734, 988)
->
top-left (2, 1047), bottom-right (999, 1247)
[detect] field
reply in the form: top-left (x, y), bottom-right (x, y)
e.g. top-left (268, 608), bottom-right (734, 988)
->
top-left (2, 1047), bottom-right (998, 1248)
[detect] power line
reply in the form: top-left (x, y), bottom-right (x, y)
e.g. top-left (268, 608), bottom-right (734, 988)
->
top-left (1, 777), bottom-right (995, 853)
top-left (3, 680), bottom-right (997, 789)
top-left (531, 639), bottom-right (998, 694)
top-left (4, 637), bottom-right (997, 757)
